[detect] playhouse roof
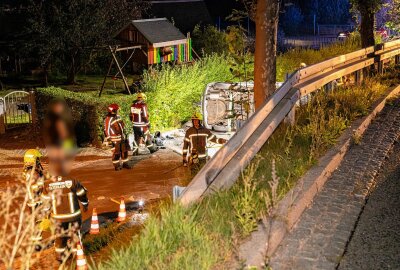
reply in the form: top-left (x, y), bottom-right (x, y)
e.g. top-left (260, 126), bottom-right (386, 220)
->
top-left (128, 18), bottom-right (186, 46)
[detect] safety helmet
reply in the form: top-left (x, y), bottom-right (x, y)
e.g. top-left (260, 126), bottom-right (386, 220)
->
top-left (24, 149), bottom-right (42, 166)
top-left (107, 103), bottom-right (119, 114)
top-left (191, 112), bottom-right (203, 121)
top-left (300, 62), bottom-right (307, 68)
top-left (136, 92), bottom-right (146, 100)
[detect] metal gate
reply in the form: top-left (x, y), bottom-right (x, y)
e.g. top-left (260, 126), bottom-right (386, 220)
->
top-left (2, 91), bottom-right (32, 129)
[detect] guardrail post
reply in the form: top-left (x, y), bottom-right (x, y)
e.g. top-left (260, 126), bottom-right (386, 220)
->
top-left (355, 70), bottom-right (363, 85)
top-left (395, 55), bottom-right (400, 65)
top-left (284, 107), bottom-right (296, 126)
top-left (377, 60), bottom-right (384, 74)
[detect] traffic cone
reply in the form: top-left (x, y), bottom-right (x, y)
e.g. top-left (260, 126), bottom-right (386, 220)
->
top-left (76, 243), bottom-right (88, 270)
top-left (89, 208), bottom-right (100, 235)
top-left (116, 197), bottom-right (126, 222)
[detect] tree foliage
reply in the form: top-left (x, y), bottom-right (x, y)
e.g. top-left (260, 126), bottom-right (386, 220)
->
top-left (192, 25), bottom-right (229, 56)
top-left (384, 0), bottom-right (400, 31)
top-left (281, 5), bottom-right (304, 36)
top-left (26, 0), bottom-right (148, 84)
top-left (350, 0), bottom-right (384, 47)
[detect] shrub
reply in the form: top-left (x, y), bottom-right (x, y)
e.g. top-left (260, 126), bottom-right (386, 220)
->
top-left (35, 87), bottom-right (133, 146)
top-left (142, 54), bottom-right (233, 130)
top-left (192, 25), bottom-right (229, 56)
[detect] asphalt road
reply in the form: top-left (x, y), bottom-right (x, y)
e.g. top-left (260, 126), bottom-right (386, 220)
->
top-left (339, 142), bottom-right (400, 270)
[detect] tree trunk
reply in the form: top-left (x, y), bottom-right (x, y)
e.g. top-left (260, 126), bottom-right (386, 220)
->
top-left (253, 0), bottom-right (280, 110)
top-left (359, 7), bottom-right (375, 48)
top-left (66, 52), bottom-right (78, 85)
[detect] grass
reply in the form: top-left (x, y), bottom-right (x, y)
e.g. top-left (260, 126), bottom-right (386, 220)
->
top-left (142, 55), bottom-right (233, 130)
top-left (276, 33), bottom-right (361, 81)
top-left (6, 114), bottom-right (31, 125)
top-left (92, 67), bottom-right (399, 269)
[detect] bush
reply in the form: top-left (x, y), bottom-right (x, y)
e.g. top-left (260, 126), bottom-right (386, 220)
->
top-left (142, 54), bottom-right (233, 130)
top-left (35, 87), bottom-right (133, 146)
top-left (192, 25), bottom-right (229, 56)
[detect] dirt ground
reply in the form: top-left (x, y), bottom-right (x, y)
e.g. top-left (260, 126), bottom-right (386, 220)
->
top-left (0, 126), bottom-right (190, 269)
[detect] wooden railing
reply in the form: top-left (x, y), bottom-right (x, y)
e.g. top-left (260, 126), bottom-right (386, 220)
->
top-left (179, 39), bottom-right (400, 206)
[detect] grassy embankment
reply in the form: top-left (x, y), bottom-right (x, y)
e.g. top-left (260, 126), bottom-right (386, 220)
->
top-left (93, 73), bottom-right (399, 269)
top-left (90, 42), bottom-right (400, 269)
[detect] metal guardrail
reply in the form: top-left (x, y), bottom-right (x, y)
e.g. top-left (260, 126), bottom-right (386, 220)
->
top-left (179, 39), bottom-right (400, 206)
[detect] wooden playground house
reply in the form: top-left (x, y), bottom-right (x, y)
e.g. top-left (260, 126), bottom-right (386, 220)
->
top-left (99, 18), bottom-right (192, 96)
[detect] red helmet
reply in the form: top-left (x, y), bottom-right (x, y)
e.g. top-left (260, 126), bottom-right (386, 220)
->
top-left (107, 103), bottom-right (119, 113)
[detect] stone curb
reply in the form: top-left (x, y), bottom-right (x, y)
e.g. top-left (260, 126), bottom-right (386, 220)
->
top-left (238, 85), bottom-right (400, 268)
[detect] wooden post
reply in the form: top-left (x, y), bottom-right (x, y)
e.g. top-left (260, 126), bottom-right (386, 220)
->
top-left (395, 55), bottom-right (400, 65)
top-left (99, 60), bottom-right (113, 97)
top-left (355, 70), bottom-right (363, 85)
top-left (0, 114), bottom-right (5, 134)
top-left (284, 106), bottom-right (296, 126)
top-left (377, 60), bottom-right (384, 74)
top-left (109, 46), bottom-right (131, 95)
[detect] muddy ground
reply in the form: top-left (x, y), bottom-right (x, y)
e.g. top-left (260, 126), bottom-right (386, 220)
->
top-left (0, 127), bottom-right (190, 269)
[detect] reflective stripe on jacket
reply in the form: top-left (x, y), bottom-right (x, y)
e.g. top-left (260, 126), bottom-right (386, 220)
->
top-left (130, 100), bottom-right (149, 127)
top-left (41, 177), bottom-right (89, 223)
top-left (182, 126), bottom-right (222, 159)
top-left (104, 114), bottom-right (125, 142)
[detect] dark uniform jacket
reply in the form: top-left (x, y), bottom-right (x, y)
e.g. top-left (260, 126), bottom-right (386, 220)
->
top-left (41, 176), bottom-right (89, 223)
top-left (183, 126), bottom-right (224, 159)
top-left (130, 100), bottom-right (149, 127)
top-left (104, 114), bottom-right (125, 143)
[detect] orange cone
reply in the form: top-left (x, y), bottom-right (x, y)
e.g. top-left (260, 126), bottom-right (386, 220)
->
top-left (89, 208), bottom-right (100, 235)
top-left (76, 243), bottom-right (88, 270)
top-left (116, 197), bottom-right (126, 222)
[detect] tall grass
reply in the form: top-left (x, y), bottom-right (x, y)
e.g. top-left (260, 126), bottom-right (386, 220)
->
top-left (142, 54), bottom-right (233, 130)
top-left (93, 74), bottom-right (397, 269)
top-left (276, 34), bottom-right (361, 81)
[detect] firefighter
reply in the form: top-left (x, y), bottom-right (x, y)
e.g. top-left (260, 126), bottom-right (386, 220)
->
top-left (23, 149), bottom-right (48, 247)
top-left (41, 175), bottom-right (89, 262)
top-left (104, 103), bottom-right (130, 170)
top-left (23, 149), bottom-right (44, 210)
top-left (182, 112), bottom-right (227, 174)
top-left (130, 93), bottom-right (157, 154)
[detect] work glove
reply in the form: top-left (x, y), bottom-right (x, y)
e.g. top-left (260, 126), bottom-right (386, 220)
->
top-left (83, 204), bottom-right (89, 212)
top-left (183, 159), bottom-right (188, 167)
top-left (219, 138), bottom-right (228, 144)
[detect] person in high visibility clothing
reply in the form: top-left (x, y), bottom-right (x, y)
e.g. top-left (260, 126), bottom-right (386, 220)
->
top-left (23, 149), bottom-right (48, 247)
top-left (130, 93), bottom-right (157, 154)
top-left (41, 175), bottom-right (89, 262)
top-left (182, 112), bottom-right (227, 174)
top-left (104, 103), bottom-right (130, 170)
top-left (23, 149), bottom-right (45, 210)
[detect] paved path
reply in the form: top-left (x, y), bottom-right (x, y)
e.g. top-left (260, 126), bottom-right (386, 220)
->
top-left (338, 142), bottom-right (400, 270)
top-left (269, 98), bottom-right (400, 269)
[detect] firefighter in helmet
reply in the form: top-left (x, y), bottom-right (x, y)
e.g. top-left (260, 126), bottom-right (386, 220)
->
top-left (41, 174), bottom-right (89, 262)
top-left (23, 149), bottom-right (45, 210)
top-left (23, 149), bottom-right (49, 247)
top-left (130, 93), bottom-right (157, 154)
top-left (182, 112), bottom-right (227, 174)
top-left (104, 103), bottom-right (130, 170)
